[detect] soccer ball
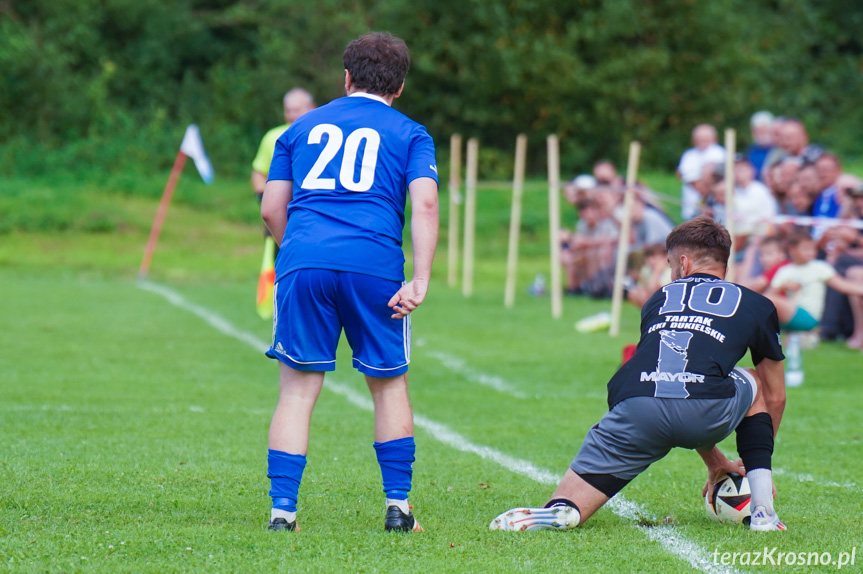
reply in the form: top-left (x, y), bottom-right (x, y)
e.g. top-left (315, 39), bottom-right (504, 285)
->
top-left (705, 473), bottom-right (752, 525)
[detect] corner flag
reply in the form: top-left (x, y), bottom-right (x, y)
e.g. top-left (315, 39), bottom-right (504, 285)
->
top-left (180, 124), bottom-right (215, 184)
top-left (138, 124), bottom-right (215, 279)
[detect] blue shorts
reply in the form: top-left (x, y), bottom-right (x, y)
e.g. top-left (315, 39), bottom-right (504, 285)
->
top-left (265, 269), bottom-right (410, 377)
top-left (783, 307), bottom-right (819, 332)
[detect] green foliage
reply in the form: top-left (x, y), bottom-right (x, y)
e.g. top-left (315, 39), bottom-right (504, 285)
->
top-left (1, 0), bottom-right (861, 177)
top-left (0, 172), bottom-right (261, 239)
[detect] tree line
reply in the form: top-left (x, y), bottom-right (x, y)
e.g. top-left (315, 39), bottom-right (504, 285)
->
top-left (2, 0), bottom-right (861, 177)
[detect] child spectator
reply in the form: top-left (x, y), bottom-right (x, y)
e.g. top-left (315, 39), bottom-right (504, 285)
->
top-left (739, 235), bottom-right (790, 293)
top-left (764, 232), bottom-right (863, 343)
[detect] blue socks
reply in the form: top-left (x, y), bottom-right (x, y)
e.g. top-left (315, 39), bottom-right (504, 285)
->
top-left (268, 438), bottom-right (415, 515)
top-left (268, 449), bottom-right (307, 512)
top-left (374, 437), bottom-right (416, 500)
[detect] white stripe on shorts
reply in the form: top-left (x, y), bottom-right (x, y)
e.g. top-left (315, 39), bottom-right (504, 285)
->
top-left (404, 312), bottom-right (411, 363)
top-left (271, 281), bottom-right (278, 346)
top-left (354, 357), bottom-right (410, 371)
top-left (732, 366), bottom-right (757, 407)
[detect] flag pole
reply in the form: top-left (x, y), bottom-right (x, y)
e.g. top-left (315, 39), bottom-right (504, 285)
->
top-left (138, 151), bottom-right (187, 279)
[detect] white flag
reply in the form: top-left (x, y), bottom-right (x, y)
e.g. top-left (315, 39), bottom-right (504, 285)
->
top-left (179, 124), bottom-right (214, 184)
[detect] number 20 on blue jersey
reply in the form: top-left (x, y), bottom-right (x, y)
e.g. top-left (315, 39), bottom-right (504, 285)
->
top-left (301, 124), bottom-right (381, 192)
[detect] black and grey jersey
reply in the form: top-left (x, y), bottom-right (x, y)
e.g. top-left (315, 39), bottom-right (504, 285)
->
top-left (606, 273), bottom-right (784, 409)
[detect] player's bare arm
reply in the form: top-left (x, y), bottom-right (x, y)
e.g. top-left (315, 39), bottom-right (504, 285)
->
top-left (389, 176), bottom-right (439, 319)
top-left (261, 179), bottom-right (293, 244)
top-left (755, 358), bottom-right (786, 435)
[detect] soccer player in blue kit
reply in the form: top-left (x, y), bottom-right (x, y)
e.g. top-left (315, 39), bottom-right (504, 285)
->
top-left (260, 32), bottom-right (439, 532)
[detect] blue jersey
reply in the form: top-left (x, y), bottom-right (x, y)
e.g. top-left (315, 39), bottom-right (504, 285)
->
top-left (268, 94), bottom-right (438, 282)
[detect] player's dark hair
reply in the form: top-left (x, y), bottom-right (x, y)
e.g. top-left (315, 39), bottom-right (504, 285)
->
top-left (343, 32), bottom-right (410, 96)
top-left (665, 217), bottom-right (731, 267)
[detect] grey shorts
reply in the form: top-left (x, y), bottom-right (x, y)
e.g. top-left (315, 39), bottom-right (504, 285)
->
top-left (571, 367), bottom-right (757, 481)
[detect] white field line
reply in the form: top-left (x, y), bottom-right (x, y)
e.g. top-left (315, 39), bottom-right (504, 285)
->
top-left (328, 381), bottom-right (739, 574)
top-left (325, 381), bottom-right (560, 484)
top-left (1, 404), bottom-right (209, 414)
top-left (422, 349), bottom-right (528, 399)
top-left (415, 339), bottom-right (606, 401)
top-left (717, 450), bottom-right (859, 492)
top-left (772, 467), bottom-right (858, 490)
top-left (137, 280), bottom-right (738, 574)
top-left (1, 404), bottom-right (308, 420)
top-left (137, 280), bottom-right (269, 353)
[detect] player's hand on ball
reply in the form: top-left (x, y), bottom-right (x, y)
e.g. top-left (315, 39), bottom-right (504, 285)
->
top-left (702, 457), bottom-right (745, 497)
top-left (388, 279), bottom-right (429, 319)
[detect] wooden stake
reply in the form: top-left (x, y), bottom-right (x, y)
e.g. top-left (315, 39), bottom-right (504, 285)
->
top-left (724, 128), bottom-right (737, 283)
top-left (609, 141), bottom-right (641, 336)
top-left (139, 151), bottom-right (187, 279)
top-left (447, 134), bottom-right (462, 288)
top-left (462, 138), bottom-right (479, 297)
top-left (547, 135), bottom-right (563, 319)
top-left (504, 134), bottom-right (527, 308)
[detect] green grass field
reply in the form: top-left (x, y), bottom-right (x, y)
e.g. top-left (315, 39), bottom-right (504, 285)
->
top-left (1, 172), bottom-right (862, 573)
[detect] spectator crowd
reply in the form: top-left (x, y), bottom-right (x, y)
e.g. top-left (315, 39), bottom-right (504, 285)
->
top-left (560, 112), bottom-right (863, 352)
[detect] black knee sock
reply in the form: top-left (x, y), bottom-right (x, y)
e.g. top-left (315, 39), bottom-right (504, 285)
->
top-left (736, 412), bottom-right (774, 471)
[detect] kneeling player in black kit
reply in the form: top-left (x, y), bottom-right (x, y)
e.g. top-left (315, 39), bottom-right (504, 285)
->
top-left (491, 217), bottom-right (787, 532)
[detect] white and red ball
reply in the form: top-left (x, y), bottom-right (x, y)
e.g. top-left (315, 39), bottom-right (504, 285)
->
top-left (705, 473), bottom-right (752, 525)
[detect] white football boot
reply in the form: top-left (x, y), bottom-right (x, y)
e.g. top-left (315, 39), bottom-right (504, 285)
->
top-left (489, 506), bottom-right (580, 531)
top-left (749, 505), bottom-right (787, 531)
